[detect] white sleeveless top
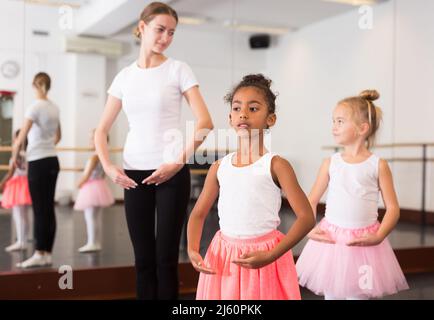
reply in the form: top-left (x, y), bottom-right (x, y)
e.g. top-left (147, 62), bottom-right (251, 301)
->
top-left (217, 152), bottom-right (282, 238)
top-left (325, 153), bottom-right (380, 228)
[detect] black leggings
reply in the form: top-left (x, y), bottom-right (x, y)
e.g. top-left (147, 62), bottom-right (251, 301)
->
top-left (27, 157), bottom-right (60, 252)
top-left (124, 165), bottom-right (191, 300)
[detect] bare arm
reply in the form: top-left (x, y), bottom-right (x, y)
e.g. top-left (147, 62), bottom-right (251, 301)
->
top-left (306, 158), bottom-right (336, 243)
top-left (95, 96), bottom-right (121, 170)
top-left (11, 119), bottom-right (33, 164)
top-left (94, 95), bottom-right (137, 189)
top-left (308, 158), bottom-right (330, 218)
top-left (268, 157), bottom-right (316, 260)
top-left (0, 163), bottom-right (15, 192)
top-left (54, 123), bottom-right (62, 145)
top-left (77, 154), bottom-right (98, 188)
top-left (143, 86), bottom-right (214, 185)
top-left (377, 159), bottom-right (400, 238)
top-left (187, 161), bottom-right (220, 274)
top-left (179, 86), bottom-right (214, 163)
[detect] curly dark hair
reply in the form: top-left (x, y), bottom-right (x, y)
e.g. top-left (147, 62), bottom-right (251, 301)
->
top-left (224, 74), bottom-right (277, 114)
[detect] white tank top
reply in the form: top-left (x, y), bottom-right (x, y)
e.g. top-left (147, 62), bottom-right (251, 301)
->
top-left (325, 153), bottom-right (380, 228)
top-left (217, 152), bottom-right (282, 238)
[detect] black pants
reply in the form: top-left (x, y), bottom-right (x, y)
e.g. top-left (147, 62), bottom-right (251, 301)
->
top-left (124, 165), bottom-right (191, 300)
top-left (27, 157), bottom-right (60, 252)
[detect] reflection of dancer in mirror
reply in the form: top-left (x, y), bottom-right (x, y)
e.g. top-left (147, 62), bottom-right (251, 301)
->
top-left (187, 74), bottom-right (315, 300)
top-left (296, 90), bottom-right (409, 299)
top-left (74, 129), bottom-right (114, 253)
top-left (95, 2), bottom-right (213, 299)
top-left (12, 72), bottom-right (61, 268)
top-left (0, 130), bottom-right (32, 252)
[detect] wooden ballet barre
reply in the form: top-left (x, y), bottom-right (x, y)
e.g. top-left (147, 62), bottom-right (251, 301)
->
top-left (388, 158), bottom-right (434, 162)
top-left (190, 169), bottom-right (209, 175)
top-left (60, 167), bottom-right (83, 172)
top-left (0, 146), bottom-right (123, 153)
top-left (323, 142), bottom-right (434, 150)
top-left (55, 147), bottom-right (124, 153)
top-left (1, 146), bottom-right (231, 153)
top-left (0, 166), bottom-right (85, 172)
top-left (58, 167), bottom-right (210, 175)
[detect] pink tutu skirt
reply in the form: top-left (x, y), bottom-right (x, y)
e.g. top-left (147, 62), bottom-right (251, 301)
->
top-left (296, 218), bottom-right (409, 299)
top-left (1, 176), bottom-right (32, 209)
top-left (196, 229), bottom-right (301, 300)
top-left (74, 179), bottom-right (115, 211)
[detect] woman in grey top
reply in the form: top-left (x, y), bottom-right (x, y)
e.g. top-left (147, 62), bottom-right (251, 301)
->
top-left (12, 72), bottom-right (61, 268)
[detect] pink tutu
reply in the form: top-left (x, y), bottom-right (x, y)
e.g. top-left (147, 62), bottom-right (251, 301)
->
top-left (196, 229), bottom-right (301, 300)
top-left (296, 218), bottom-right (409, 299)
top-left (1, 176), bottom-right (32, 209)
top-left (74, 179), bottom-right (115, 211)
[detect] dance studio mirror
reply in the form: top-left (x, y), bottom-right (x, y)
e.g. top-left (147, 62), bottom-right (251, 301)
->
top-left (0, 0), bottom-right (433, 299)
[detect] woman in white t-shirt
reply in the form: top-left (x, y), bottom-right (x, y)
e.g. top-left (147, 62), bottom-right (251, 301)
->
top-left (95, 2), bottom-right (213, 300)
top-left (11, 72), bottom-right (61, 268)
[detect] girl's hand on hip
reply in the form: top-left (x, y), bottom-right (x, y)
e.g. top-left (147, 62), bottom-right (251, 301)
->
top-left (105, 164), bottom-right (137, 190)
top-left (307, 226), bottom-right (335, 244)
top-left (11, 154), bottom-right (19, 169)
top-left (346, 233), bottom-right (384, 246)
top-left (142, 163), bottom-right (184, 186)
top-left (232, 250), bottom-right (273, 269)
top-left (188, 250), bottom-right (215, 274)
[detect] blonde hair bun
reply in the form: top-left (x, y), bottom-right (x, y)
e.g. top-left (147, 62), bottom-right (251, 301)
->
top-left (359, 89), bottom-right (380, 101)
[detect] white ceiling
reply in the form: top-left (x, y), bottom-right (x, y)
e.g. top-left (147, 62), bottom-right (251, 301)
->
top-left (170, 0), bottom-right (361, 31)
top-left (13, 0), bottom-right (90, 8)
top-left (18, 0), bottom-right (387, 36)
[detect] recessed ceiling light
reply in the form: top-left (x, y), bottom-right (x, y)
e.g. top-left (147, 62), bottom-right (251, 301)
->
top-left (178, 16), bottom-right (208, 25)
top-left (18, 0), bottom-right (85, 8)
top-left (223, 21), bottom-right (291, 35)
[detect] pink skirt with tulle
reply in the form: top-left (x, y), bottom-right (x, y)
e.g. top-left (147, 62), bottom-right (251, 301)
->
top-left (1, 175), bottom-right (32, 209)
top-left (296, 218), bottom-right (409, 299)
top-left (73, 179), bottom-right (115, 211)
top-left (196, 229), bottom-right (301, 300)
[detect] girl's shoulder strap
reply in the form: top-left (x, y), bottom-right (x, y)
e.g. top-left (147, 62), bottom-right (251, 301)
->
top-left (219, 152), bottom-right (235, 166)
top-left (368, 153), bottom-right (380, 162)
top-left (327, 153), bottom-right (342, 173)
top-left (330, 152), bottom-right (341, 164)
top-left (367, 153), bottom-right (380, 176)
top-left (216, 152), bottom-right (235, 180)
top-left (263, 151), bottom-right (280, 165)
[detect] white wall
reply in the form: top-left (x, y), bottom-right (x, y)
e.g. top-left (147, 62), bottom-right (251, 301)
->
top-left (392, 0), bottom-right (434, 210)
top-left (266, 0), bottom-right (434, 211)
